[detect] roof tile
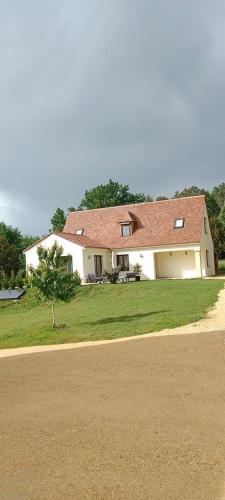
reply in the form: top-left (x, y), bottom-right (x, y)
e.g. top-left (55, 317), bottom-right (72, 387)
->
top-left (63, 196), bottom-right (205, 249)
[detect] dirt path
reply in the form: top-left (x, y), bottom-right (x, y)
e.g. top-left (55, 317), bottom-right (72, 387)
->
top-left (0, 283), bottom-right (224, 358)
top-left (1, 331), bottom-right (225, 499)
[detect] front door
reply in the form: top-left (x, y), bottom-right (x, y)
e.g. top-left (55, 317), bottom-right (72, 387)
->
top-left (94, 255), bottom-right (103, 276)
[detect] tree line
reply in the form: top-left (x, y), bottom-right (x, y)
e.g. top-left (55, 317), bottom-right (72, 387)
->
top-left (1, 180), bottom-right (225, 280)
top-left (0, 222), bottom-right (39, 286)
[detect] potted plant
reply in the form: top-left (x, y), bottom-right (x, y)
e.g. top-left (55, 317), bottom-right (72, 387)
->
top-left (133, 263), bottom-right (142, 281)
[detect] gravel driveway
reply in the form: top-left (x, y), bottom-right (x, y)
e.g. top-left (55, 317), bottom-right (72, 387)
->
top-left (1, 331), bottom-right (225, 500)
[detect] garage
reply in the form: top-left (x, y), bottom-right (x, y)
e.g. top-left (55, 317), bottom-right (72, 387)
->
top-left (155, 250), bottom-right (197, 279)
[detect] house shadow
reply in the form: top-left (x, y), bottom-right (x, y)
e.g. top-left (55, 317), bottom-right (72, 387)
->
top-left (81, 310), bottom-right (170, 326)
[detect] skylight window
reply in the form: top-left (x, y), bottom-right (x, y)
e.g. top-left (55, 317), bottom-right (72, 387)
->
top-left (75, 228), bottom-right (84, 235)
top-left (174, 218), bottom-right (185, 229)
top-left (121, 224), bottom-right (130, 237)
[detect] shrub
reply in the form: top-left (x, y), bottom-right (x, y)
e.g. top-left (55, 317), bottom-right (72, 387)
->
top-left (9, 270), bottom-right (16, 289)
top-left (73, 270), bottom-right (81, 286)
top-left (0, 269), bottom-right (26, 290)
top-left (133, 263), bottom-right (142, 275)
top-left (15, 269), bottom-right (25, 288)
top-left (104, 268), bottom-right (120, 284)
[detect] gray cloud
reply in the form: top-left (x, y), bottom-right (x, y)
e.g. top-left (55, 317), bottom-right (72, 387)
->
top-left (0, 0), bottom-right (225, 234)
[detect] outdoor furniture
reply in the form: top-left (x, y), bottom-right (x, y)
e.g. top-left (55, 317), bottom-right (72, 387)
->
top-left (117, 271), bottom-right (128, 283)
top-left (117, 271), bottom-right (136, 283)
top-left (87, 273), bottom-right (105, 284)
top-left (126, 272), bottom-right (136, 281)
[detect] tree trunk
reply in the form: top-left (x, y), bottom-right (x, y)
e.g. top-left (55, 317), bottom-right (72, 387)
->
top-left (51, 302), bottom-right (56, 329)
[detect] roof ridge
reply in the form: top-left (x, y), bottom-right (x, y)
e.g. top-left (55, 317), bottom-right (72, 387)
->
top-left (67, 195), bottom-right (206, 215)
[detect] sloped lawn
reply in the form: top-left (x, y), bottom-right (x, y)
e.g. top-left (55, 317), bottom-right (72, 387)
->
top-left (0, 279), bottom-right (224, 349)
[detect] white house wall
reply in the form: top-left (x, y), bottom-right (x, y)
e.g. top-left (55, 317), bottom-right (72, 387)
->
top-left (82, 248), bottom-right (112, 282)
top-left (200, 206), bottom-right (215, 277)
top-left (112, 248), bottom-right (156, 279)
top-left (24, 234), bottom-right (85, 282)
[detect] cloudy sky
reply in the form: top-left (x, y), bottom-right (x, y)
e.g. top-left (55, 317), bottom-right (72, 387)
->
top-left (0, 1), bottom-right (225, 235)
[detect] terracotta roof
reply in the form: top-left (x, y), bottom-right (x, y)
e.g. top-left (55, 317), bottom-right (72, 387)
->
top-left (23, 231), bottom-right (109, 252)
top-left (63, 196), bottom-right (206, 249)
top-left (57, 232), bottom-right (108, 249)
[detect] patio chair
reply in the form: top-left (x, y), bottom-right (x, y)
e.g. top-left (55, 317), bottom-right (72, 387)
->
top-left (117, 271), bottom-right (128, 283)
top-left (87, 273), bottom-right (104, 284)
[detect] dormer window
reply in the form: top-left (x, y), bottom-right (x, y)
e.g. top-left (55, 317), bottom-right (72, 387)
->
top-left (174, 218), bottom-right (185, 229)
top-left (121, 223), bottom-right (131, 237)
top-left (75, 228), bottom-right (84, 235)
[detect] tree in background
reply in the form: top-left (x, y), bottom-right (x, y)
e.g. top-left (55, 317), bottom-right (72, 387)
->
top-left (173, 186), bottom-right (225, 257)
top-left (0, 221), bottom-right (39, 271)
top-left (0, 236), bottom-right (20, 275)
top-left (50, 207), bottom-right (66, 232)
top-left (212, 183), bottom-right (225, 209)
top-left (218, 203), bottom-right (225, 228)
top-left (29, 242), bottom-right (80, 328)
top-left (156, 196), bottom-right (168, 201)
top-left (173, 186), bottom-right (206, 198)
top-left (209, 217), bottom-right (225, 258)
top-left (144, 194), bottom-right (154, 202)
top-left (173, 186), bottom-right (220, 218)
top-left (0, 222), bottom-right (22, 248)
top-left (79, 179), bottom-right (146, 210)
top-left (67, 206), bottom-right (77, 213)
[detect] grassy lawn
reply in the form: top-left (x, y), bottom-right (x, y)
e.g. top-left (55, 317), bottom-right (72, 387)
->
top-left (218, 260), bottom-right (225, 275)
top-left (0, 279), bottom-right (224, 349)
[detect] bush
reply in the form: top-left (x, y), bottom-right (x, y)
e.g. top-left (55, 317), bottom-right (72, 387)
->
top-left (16, 269), bottom-right (26, 288)
top-left (0, 271), bottom-right (9, 290)
top-left (0, 269), bottom-right (25, 290)
top-left (133, 263), bottom-right (142, 275)
top-left (73, 270), bottom-right (81, 286)
top-left (104, 269), bottom-right (120, 284)
top-left (9, 270), bottom-right (16, 289)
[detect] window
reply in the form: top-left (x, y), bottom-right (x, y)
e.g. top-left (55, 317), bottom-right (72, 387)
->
top-left (94, 255), bottom-right (103, 276)
top-left (75, 228), bottom-right (84, 235)
top-left (60, 256), bottom-right (73, 273)
top-left (206, 250), bottom-right (210, 267)
top-left (117, 254), bottom-right (129, 271)
top-left (121, 224), bottom-right (130, 237)
top-left (174, 218), bottom-right (185, 229)
top-left (204, 217), bottom-right (208, 234)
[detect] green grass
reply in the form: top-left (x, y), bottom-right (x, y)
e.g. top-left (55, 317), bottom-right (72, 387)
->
top-left (0, 279), bottom-right (224, 349)
top-left (218, 260), bottom-right (225, 275)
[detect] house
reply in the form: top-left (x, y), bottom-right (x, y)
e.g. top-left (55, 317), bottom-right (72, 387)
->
top-left (24, 196), bottom-right (215, 282)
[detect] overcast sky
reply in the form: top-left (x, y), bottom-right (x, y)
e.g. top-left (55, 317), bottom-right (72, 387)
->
top-left (0, 1), bottom-right (225, 235)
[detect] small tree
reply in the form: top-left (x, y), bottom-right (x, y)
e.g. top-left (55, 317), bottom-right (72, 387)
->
top-left (50, 208), bottom-right (66, 232)
top-left (29, 242), bottom-right (79, 328)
